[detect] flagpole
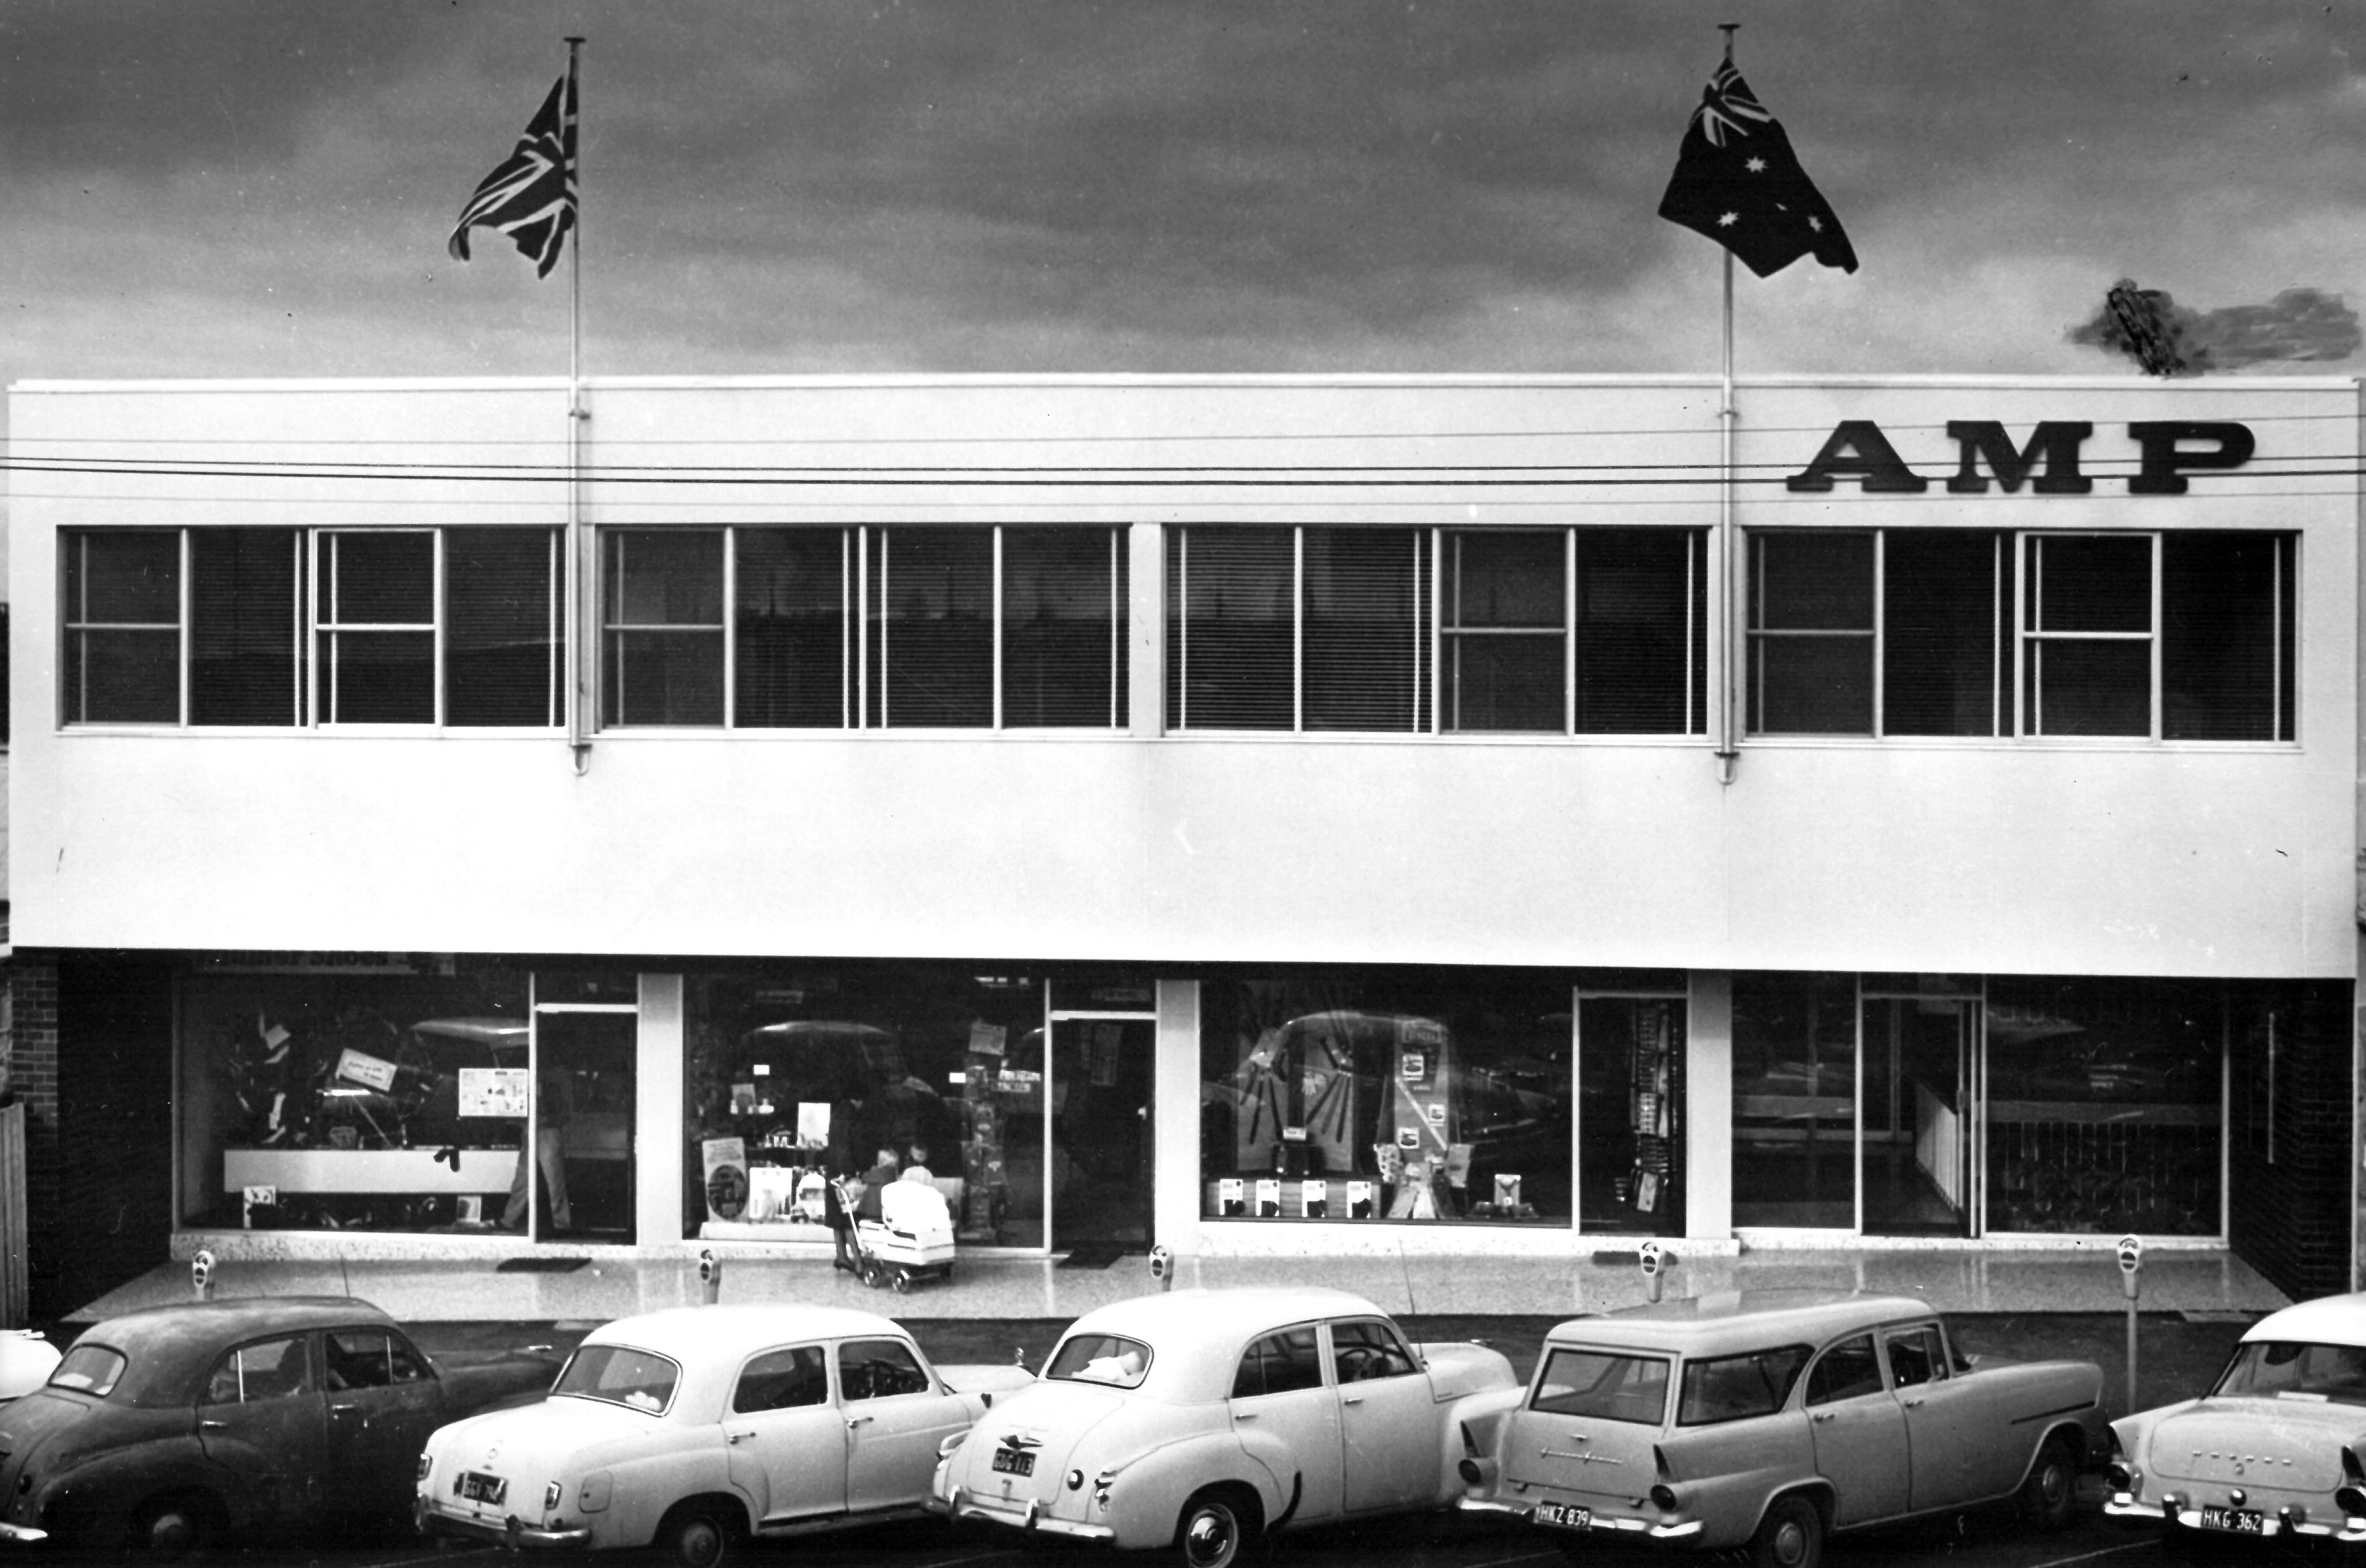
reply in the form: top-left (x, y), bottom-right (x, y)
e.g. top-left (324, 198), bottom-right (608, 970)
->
top-left (1714, 22), bottom-right (1740, 786)
top-left (564, 35), bottom-right (591, 776)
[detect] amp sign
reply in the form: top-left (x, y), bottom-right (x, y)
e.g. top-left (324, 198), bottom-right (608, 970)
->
top-left (1786, 420), bottom-right (2255, 496)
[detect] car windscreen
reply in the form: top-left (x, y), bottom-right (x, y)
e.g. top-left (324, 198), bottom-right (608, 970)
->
top-left (47, 1344), bottom-right (126, 1398)
top-left (1677, 1345), bottom-right (1812, 1426)
top-left (2215, 1340), bottom-right (2366, 1405)
top-left (1046, 1333), bottom-right (1153, 1389)
top-left (554, 1343), bottom-right (682, 1414)
top-left (1530, 1346), bottom-right (1669, 1425)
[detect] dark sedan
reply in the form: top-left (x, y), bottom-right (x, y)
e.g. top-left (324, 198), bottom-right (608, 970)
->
top-left (0, 1296), bottom-right (557, 1553)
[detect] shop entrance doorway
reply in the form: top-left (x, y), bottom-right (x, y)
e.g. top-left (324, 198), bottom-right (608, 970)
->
top-left (527, 1006), bottom-right (637, 1243)
top-left (1047, 1015), bottom-right (1156, 1253)
top-left (1860, 991), bottom-right (1981, 1237)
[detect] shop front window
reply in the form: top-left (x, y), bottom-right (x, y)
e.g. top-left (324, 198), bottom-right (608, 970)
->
top-left (1576, 985), bottom-right (1686, 1233)
top-left (1198, 967), bottom-right (1578, 1226)
top-left (685, 964), bottom-right (1145, 1250)
top-left (180, 963), bottom-right (535, 1234)
top-left (1986, 976), bottom-right (2222, 1235)
top-left (1731, 973), bottom-right (1858, 1228)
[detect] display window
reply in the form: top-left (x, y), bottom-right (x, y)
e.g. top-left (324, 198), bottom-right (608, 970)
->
top-left (682, 964), bottom-right (1158, 1250)
top-left (179, 963), bottom-right (538, 1233)
top-left (1197, 966), bottom-right (1599, 1226)
top-left (1985, 976), bottom-right (2224, 1235)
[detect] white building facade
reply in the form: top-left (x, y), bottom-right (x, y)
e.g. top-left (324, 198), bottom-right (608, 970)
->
top-left (9, 374), bottom-right (2358, 1307)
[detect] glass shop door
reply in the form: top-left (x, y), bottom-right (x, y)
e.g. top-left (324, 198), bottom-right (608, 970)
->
top-left (526, 1005), bottom-right (638, 1243)
top-left (1046, 1015), bottom-right (1157, 1252)
top-left (1859, 989), bottom-right (1982, 1237)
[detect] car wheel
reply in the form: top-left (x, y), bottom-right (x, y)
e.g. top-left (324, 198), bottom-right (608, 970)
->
top-left (892, 1270), bottom-right (912, 1294)
top-left (2019, 1434), bottom-right (2078, 1530)
top-left (127, 1492), bottom-right (213, 1558)
top-left (654, 1501), bottom-right (737, 1568)
top-left (1177, 1485), bottom-right (1262, 1568)
top-left (1748, 1493), bottom-right (1823, 1568)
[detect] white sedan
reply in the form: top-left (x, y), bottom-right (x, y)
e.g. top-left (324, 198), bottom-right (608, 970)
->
top-left (415, 1303), bottom-right (1032, 1567)
top-left (930, 1286), bottom-right (1521, 1568)
top-left (2107, 1289), bottom-right (2366, 1546)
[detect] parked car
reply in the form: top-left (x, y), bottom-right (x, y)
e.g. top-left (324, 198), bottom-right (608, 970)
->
top-left (0, 1332), bottom-right (59, 1405)
top-left (415, 1302), bottom-right (1032, 1566)
top-left (1457, 1290), bottom-right (2105, 1567)
top-left (0, 1295), bottom-right (557, 1552)
top-left (930, 1286), bottom-right (1522, 1568)
top-left (2105, 1288), bottom-right (2366, 1546)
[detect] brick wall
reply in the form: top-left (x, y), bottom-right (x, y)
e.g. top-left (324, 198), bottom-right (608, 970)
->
top-left (2226, 980), bottom-right (2353, 1303)
top-left (20, 953), bottom-right (174, 1323)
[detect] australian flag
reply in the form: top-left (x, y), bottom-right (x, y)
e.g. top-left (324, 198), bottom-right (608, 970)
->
top-left (1658, 60), bottom-right (1856, 278)
top-left (448, 66), bottom-right (577, 277)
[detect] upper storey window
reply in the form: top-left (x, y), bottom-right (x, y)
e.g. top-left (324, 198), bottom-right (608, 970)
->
top-left (59, 527), bottom-right (564, 728)
top-left (597, 524), bottom-right (1128, 730)
top-left (1747, 528), bottom-right (2295, 741)
top-left (1165, 525), bottom-right (1705, 736)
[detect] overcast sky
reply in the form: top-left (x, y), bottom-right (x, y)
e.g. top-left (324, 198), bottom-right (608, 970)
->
top-left (2, 0), bottom-right (2361, 390)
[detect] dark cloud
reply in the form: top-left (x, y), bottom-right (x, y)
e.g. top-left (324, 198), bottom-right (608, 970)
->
top-left (2068, 282), bottom-right (2360, 373)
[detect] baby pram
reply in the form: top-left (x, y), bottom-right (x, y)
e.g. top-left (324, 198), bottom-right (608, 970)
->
top-left (833, 1175), bottom-right (957, 1293)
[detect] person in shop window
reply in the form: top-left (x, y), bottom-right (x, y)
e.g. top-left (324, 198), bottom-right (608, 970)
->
top-left (502, 1063), bottom-right (574, 1233)
top-left (899, 1143), bottom-right (935, 1183)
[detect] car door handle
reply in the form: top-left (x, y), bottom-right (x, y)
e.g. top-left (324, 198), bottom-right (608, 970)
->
top-left (1810, 1411), bottom-right (1835, 1424)
top-left (1902, 1397), bottom-right (1925, 1409)
top-left (847, 1414), bottom-right (874, 1430)
top-left (198, 1419), bottom-right (228, 1431)
top-left (726, 1429), bottom-right (757, 1445)
top-left (1343, 1396), bottom-right (1365, 1407)
top-left (329, 1404), bottom-right (360, 1420)
top-left (1234, 1412), bottom-right (1257, 1421)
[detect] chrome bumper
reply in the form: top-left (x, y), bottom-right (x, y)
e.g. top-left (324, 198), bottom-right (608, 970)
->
top-left (2102, 1493), bottom-right (2366, 1544)
top-left (1454, 1495), bottom-right (1704, 1541)
top-left (415, 1499), bottom-right (593, 1550)
top-left (939, 1486), bottom-right (1116, 1543)
top-left (0, 1521), bottom-right (47, 1545)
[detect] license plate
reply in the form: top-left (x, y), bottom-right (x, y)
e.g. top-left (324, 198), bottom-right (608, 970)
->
top-left (1534, 1501), bottom-right (1593, 1532)
top-left (456, 1471), bottom-right (507, 1506)
top-left (2198, 1506), bottom-right (2264, 1535)
top-left (992, 1449), bottom-right (1035, 1477)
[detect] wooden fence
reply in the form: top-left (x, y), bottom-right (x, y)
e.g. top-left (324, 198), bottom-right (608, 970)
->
top-left (1, 1103), bottom-right (26, 1326)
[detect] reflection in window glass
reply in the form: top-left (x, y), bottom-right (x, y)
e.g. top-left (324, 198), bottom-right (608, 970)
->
top-left (48, 1344), bottom-right (128, 1397)
top-left (176, 968), bottom-right (533, 1236)
top-left (557, 1343), bottom-right (681, 1413)
top-left (1048, 1333), bottom-right (1154, 1388)
top-left (2215, 1341), bottom-right (2366, 1405)
top-left (1577, 996), bottom-right (1684, 1235)
top-left (1531, 1347), bottom-right (1668, 1424)
top-left (1885, 1326), bottom-right (1947, 1387)
top-left (1986, 976), bottom-right (2223, 1236)
top-left (1731, 973), bottom-right (1857, 1227)
top-left (683, 966), bottom-right (1062, 1248)
top-left (1198, 968), bottom-right (1576, 1226)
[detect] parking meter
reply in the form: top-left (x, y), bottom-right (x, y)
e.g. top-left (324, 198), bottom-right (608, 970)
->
top-left (2117, 1234), bottom-right (2143, 1409)
top-left (699, 1247), bottom-right (721, 1305)
top-left (1638, 1240), bottom-right (1667, 1304)
top-left (1148, 1245), bottom-right (1176, 1292)
top-left (191, 1248), bottom-right (217, 1302)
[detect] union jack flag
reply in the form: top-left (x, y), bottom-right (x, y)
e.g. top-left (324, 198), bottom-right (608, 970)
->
top-left (1658, 59), bottom-right (1855, 278)
top-left (448, 66), bottom-right (577, 278)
